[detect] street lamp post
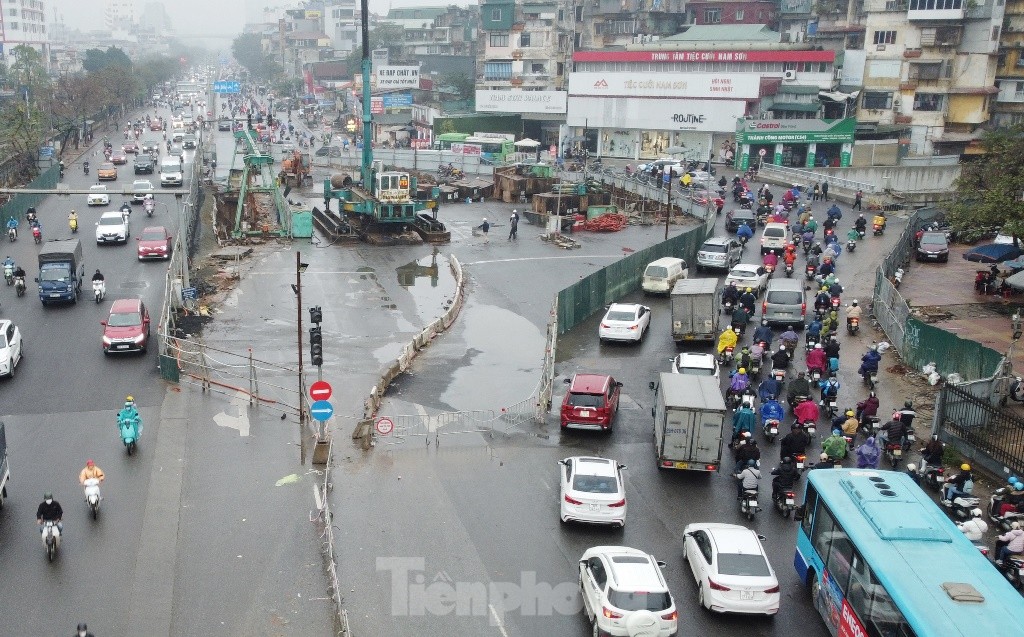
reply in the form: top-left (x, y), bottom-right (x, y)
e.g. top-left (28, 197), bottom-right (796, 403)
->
top-left (294, 252), bottom-right (309, 426)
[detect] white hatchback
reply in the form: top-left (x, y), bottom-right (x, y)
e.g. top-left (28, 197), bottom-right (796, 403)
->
top-left (559, 456), bottom-right (626, 527)
top-left (724, 263), bottom-right (769, 296)
top-left (580, 546), bottom-right (679, 637)
top-left (682, 523), bottom-right (780, 615)
top-left (96, 210), bottom-right (130, 244)
top-left (87, 185), bottom-right (110, 206)
top-left (599, 303), bottom-right (651, 343)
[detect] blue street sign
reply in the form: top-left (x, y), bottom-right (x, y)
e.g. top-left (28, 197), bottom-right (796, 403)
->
top-left (310, 400), bottom-right (334, 422)
top-left (381, 93), bottom-right (412, 108)
top-left (213, 81), bottom-right (241, 94)
top-left (38, 146), bottom-right (54, 158)
top-left (182, 287), bottom-right (198, 300)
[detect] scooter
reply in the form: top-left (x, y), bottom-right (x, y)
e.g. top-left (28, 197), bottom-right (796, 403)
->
top-left (41, 521), bottom-right (61, 561)
top-left (873, 222), bottom-right (885, 236)
top-left (763, 419), bottom-right (781, 443)
top-left (83, 478), bottom-right (102, 520)
top-left (847, 317), bottom-right (860, 335)
top-left (988, 487), bottom-right (1024, 530)
top-left (740, 388), bottom-right (757, 411)
top-left (785, 263), bottom-right (794, 278)
top-left (921, 465), bottom-right (945, 492)
top-left (93, 279), bottom-right (105, 303)
top-left (823, 397), bottom-right (839, 419)
top-left (893, 268), bottom-right (905, 289)
top-left (7, 227), bottom-right (15, 242)
top-left (994, 552), bottom-right (1024, 590)
top-left (740, 487), bottom-right (760, 521)
top-left (862, 368), bottom-right (878, 390)
top-left (942, 491), bottom-right (982, 521)
top-left (144, 199), bottom-right (155, 217)
top-left (69, 216), bottom-right (78, 233)
top-left (3, 263), bottom-right (12, 285)
top-left (83, 162), bottom-right (90, 175)
top-left (32, 225), bottom-right (41, 244)
top-left (773, 488), bottom-right (797, 518)
top-left (722, 299), bottom-right (734, 315)
top-left (772, 367), bottom-right (786, 384)
top-left (14, 275), bottom-right (26, 297)
top-left (118, 414), bottom-right (141, 456)
top-left (720, 345), bottom-right (735, 365)
top-left (847, 239), bottom-right (856, 253)
top-left (884, 442), bottom-right (902, 468)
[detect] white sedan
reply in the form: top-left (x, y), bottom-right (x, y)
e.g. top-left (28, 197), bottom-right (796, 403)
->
top-left (671, 352), bottom-right (720, 379)
top-left (0, 319), bottom-right (24, 378)
top-left (87, 185), bottom-right (110, 206)
top-left (724, 263), bottom-right (769, 295)
top-left (558, 456), bottom-right (626, 527)
top-left (599, 303), bottom-right (651, 343)
top-left (682, 523), bottom-right (780, 615)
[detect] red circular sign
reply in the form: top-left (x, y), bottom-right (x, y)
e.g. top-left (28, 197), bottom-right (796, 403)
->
top-left (375, 418), bottom-right (394, 435)
top-left (309, 380), bottom-right (333, 401)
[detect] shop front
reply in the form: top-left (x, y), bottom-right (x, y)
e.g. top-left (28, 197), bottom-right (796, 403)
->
top-left (735, 118), bottom-right (857, 170)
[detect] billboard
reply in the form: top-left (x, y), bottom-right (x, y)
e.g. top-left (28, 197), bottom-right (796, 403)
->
top-left (475, 90), bottom-right (568, 114)
top-left (376, 66), bottom-right (420, 89)
top-left (568, 73), bottom-right (761, 99)
top-left (566, 97), bottom-right (746, 132)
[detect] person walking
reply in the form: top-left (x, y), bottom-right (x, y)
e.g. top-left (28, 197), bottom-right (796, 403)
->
top-left (821, 180), bottom-right (830, 201)
top-left (812, 182), bottom-right (820, 201)
top-left (480, 218), bottom-right (490, 244)
top-left (508, 210), bottom-right (519, 241)
top-left (853, 189), bottom-right (863, 210)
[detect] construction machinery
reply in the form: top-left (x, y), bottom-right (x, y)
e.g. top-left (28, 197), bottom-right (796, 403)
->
top-left (320, 0), bottom-right (449, 244)
top-left (279, 150), bottom-right (312, 187)
top-left (229, 128), bottom-right (312, 238)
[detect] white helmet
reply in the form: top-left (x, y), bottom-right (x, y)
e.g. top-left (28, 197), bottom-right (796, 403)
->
top-left (906, 463), bottom-right (917, 472)
top-left (814, 343), bottom-right (822, 349)
top-left (971, 508), bottom-right (983, 518)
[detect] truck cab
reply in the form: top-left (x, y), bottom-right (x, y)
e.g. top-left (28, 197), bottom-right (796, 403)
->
top-left (36, 239), bottom-right (84, 305)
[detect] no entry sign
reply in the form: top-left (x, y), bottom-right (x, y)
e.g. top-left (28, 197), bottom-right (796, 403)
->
top-left (309, 380), bottom-right (332, 401)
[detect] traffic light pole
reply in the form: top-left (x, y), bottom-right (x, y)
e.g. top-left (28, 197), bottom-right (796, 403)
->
top-left (296, 251), bottom-right (305, 427)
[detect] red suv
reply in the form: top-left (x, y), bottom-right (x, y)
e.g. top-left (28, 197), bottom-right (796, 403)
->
top-left (102, 298), bottom-right (151, 354)
top-left (560, 374), bottom-right (622, 431)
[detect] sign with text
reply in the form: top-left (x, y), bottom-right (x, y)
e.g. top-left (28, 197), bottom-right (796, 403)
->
top-left (475, 90), bottom-right (568, 114)
top-left (567, 97), bottom-right (746, 132)
top-left (569, 73), bottom-right (760, 99)
top-left (382, 93), bottom-right (413, 108)
top-left (573, 50), bottom-right (835, 64)
top-left (371, 96), bottom-right (384, 114)
top-left (451, 143), bottom-right (482, 156)
top-left (376, 66), bottom-right (420, 89)
top-left (736, 118), bottom-right (857, 144)
top-left (213, 81), bottom-right (240, 94)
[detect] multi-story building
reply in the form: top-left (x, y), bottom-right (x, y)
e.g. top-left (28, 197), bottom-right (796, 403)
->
top-left (0, 0), bottom-right (50, 65)
top-left (856, 0), bottom-right (1003, 155)
top-left (686, 0), bottom-right (779, 28)
top-left (392, 5), bottom-right (478, 77)
top-left (324, 0), bottom-right (357, 55)
top-left (575, 0), bottom-right (687, 50)
top-left (139, 2), bottom-right (172, 32)
top-left (104, 0), bottom-right (135, 32)
top-left (275, 9), bottom-right (332, 77)
top-left (476, 0), bottom-right (571, 145)
top-left (994, 0), bottom-right (1024, 126)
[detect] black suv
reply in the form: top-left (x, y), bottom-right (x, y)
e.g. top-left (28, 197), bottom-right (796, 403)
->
top-left (134, 156), bottom-right (155, 174)
top-left (725, 209), bottom-right (757, 233)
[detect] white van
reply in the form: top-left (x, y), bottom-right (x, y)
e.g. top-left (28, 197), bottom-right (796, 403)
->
top-left (159, 158), bottom-right (183, 187)
top-left (642, 257), bottom-right (688, 294)
top-left (760, 222), bottom-right (790, 254)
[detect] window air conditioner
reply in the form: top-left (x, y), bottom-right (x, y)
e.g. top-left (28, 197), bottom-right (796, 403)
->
top-left (783, 70), bottom-right (797, 81)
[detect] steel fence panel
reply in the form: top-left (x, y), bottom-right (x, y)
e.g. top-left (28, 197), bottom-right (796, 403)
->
top-left (937, 383), bottom-right (1024, 478)
top-left (903, 318), bottom-right (1003, 381)
top-left (0, 164), bottom-right (59, 226)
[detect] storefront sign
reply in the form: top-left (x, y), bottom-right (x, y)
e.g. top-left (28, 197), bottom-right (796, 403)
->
top-left (371, 97), bottom-right (383, 115)
top-left (735, 118), bottom-right (857, 144)
top-left (376, 66), bottom-right (420, 89)
top-left (567, 97), bottom-right (745, 132)
top-left (451, 143), bottom-right (482, 156)
top-left (476, 90), bottom-right (568, 114)
top-left (568, 73), bottom-right (761, 99)
top-left (382, 93), bottom-right (413, 108)
top-left (574, 50), bottom-right (835, 64)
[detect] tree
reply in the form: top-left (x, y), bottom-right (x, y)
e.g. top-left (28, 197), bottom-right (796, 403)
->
top-left (82, 46), bottom-right (132, 73)
top-left (0, 45), bottom-right (52, 179)
top-left (440, 72), bottom-right (475, 100)
top-left (232, 33), bottom-right (280, 82)
top-left (342, 24), bottom-right (406, 75)
top-left (949, 125), bottom-right (1024, 246)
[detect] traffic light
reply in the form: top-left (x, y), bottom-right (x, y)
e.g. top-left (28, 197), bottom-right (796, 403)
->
top-left (309, 325), bottom-right (323, 367)
top-left (309, 305), bottom-right (323, 324)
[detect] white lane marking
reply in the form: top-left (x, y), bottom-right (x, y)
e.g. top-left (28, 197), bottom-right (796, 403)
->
top-left (488, 604), bottom-right (511, 637)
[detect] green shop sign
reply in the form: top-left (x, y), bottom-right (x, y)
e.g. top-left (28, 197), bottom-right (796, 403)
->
top-left (736, 118), bottom-right (857, 144)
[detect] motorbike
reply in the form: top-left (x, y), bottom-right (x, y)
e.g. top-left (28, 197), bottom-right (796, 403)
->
top-left (804, 264), bottom-right (816, 280)
top-left (69, 216), bottom-right (78, 233)
top-left (740, 388), bottom-right (757, 411)
top-left (847, 239), bottom-right (856, 253)
top-left (808, 368), bottom-right (823, 383)
top-left (884, 442), bottom-right (903, 468)
top-left (764, 264), bottom-right (776, 279)
top-left (785, 262), bottom-right (794, 278)
top-left (83, 162), bottom-right (90, 175)
top-left (772, 367), bottom-right (786, 385)
top-left (14, 276), bottom-right (26, 297)
top-left (740, 487), bottom-right (760, 521)
top-left (921, 465), bottom-right (945, 492)
top-left (773, 488), bottom-right (797, 518)
top-left (873, 222), bottom-right (885, 236)
top-left (830, 296), bottom-right (841, 312)
top-left (41, 521), bottom-right (61, 561)
top-left (862, 368), bottom-right (878, 390)
top-left (118, 412), bottom-right (141, 456)
top-left (93, 279), bottom-right (106, 303)
top-left (7, 227), bottom-right (16, 242)
top-left (994, 552), bottom-right (1024, 590)
top-left (794, 453), bottom-right (808, 471)
top-left (857, 228), bottom-right (866, 239)
top-left (722, 299), bottom-right (734, 315)
top-left (847, 317), bottom-right (860, 335)
top-left (3, 263), bottom-right (12, 285)
top-left (83, 477), bottom-right (102, 520)
top-left (144, 199), bottom-right (155, 217)
top-left (720, 345), bottom-right (735, 365)
top-left (893, 268), bottom-right (905, 289)
top-left (824, 397), bottom-right (839, 419)
top-left (763, 419), bottom-right (781, 443)
top-left (31, 225), bottom-right (41, 244)
top-left (942, 490), bottom-right (982, 521)
top-left (805, 333), bottom-right (820, 351)
top-left (988, 487), bottom-right (1024, 530)
top-left (1009, 376), bottom-right (1024, 403)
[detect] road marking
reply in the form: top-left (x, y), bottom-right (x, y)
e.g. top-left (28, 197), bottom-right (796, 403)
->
top-left (463, 255), bottom-right (624, 266)
top-left (488, 604), bottom-right (510, 637)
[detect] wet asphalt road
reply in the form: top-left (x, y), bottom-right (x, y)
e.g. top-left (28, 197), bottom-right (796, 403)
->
top-left (338, 188), bottom-right (905, 636)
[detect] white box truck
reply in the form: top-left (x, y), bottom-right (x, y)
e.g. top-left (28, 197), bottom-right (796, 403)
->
top-left (651, 374), bottom-right (727, 471)
top-left (670, 278), bottom-right (720, 343)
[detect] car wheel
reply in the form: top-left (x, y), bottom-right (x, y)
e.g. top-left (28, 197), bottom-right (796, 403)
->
top-left (698, 584), bottom-right (709, 610)
top-left (592, 621), bottom-right (602, 637)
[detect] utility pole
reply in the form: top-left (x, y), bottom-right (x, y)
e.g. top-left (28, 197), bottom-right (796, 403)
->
top-left (296, 251), bottom-right (306, 426)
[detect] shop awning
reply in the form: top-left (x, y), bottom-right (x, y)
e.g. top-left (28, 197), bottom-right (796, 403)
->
top-left (820, 89), bottom-right (860, 103)
top-left (771, 103), bottom-right (822, 112)
top-left (778, 85), bottom-right (822, 96)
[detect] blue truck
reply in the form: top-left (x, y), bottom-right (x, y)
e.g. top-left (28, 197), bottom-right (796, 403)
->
top-left (36, 239), bottom-right (84, 305)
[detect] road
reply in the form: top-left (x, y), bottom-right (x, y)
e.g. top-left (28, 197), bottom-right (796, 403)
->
top-left (333, 185), bottom-right (906, 636)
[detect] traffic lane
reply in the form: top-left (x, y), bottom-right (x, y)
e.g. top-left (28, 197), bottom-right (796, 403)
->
top-left (0, 130), bottom-right (193, 416)
top-left (0, 408), bottom-right (157, 636)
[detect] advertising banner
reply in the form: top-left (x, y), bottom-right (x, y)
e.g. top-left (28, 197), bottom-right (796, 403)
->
top-left (568, 72), bottom-right (761, 99)
top-left (475, 90), bottom-right (568, 114)
top-left (376, 66), bottom-right (420, 89)
top-left (382, 93), bottom-right (413, 108)
top-left (567, 97), bottom-right (746, 132)
top-left (735, 118), bottom-right (857, 144)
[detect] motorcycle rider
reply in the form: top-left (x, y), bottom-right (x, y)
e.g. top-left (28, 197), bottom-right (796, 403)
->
top-left (79, 459), bottom-right (105, 485)
top-left (734, 437), bottom-right (761, 473)
top-left (762, 249), bottom-right (779, 271)
top-left (943, 464), bottom-right (974, 504)
top-left (736, 459), bottom-right (761, 500)
top-left (752, 319), bottom-right (773, 349)
top-left (824, 334), bottom-right (841, 360)
top-left (37, 492), bottom-right (64, 533)
top-left (822, 429), bottom-right (849, 463)
top-left (717, 326), bottom-right (738, 358)
top-left (772, 344), bottom-right (792, 374)
top-left (736, 347), bottom-right (753, 373)
top-left (819, 373), bottom-right (841, 404)
top-left (783, 247), bottom-right (797, 271)
top-left (878, 414), bottom-right (909, 450)
top-left (3, 255), bottom-right (14, 275)
top-left (846, 227), bottom-right (860, 243)
top-left (6, 215), bottom-right (18, 239)
top-left (855, 436), bottom-right (881, 469)
top-left (758, 376), bottom-right (781, 403)
top-left (68, 209), bottom-right (78, 230)
top-left (736, 221), bottom-right (754, 244)
top-left (858, 345), bottom-right (882, 379)
top-left (92, 269), bottom-right (105, 283)
top-left (738, 287), bottom-right (757, 317)
top-left (897, 400), bottom-right (917, 429)
top-left (75, 623), bottom-right (96, 637)
top-left (794, 393), bottom-right (820, 424)
top-left (761, 396), bottom-right (785, 427)
top-left (780, 325), bottom-right (799, 350)
top-left (920, 434), bottom-right (944, 473)
top-left (804, 215), bottom-right (818, 234)
top-left (780, 423), bottom-right (811, 459)
top-left (855, 214), bottom-right (867, 234)
top-left (956, 509), bottom-right (989, 542)
top-left (749, 340), bottom-right (765, 370)
top-left (806, 343), bottom-right (827, 376)
top-left (828, 278), bottom-right (844, 298)
top-left (826, 203), bottom-right (842, 224)
top-left (872, 212), bottom-right (887, 232)
top-left (847, 299), bottom-right (862, 324)
top-left (728, 368), bottom-right (751, 402)
top-left (731, 403), bottom-right (756, 445)
top-left (12, 263), bottom-right (26, 283)
top-left (722, 281), bottom-right (740, 308)
top-left (786, 369), bottom-right (811, 402)
top-left (731, 304), bottom-right (751, 332)
top-left (996, 521), bottom-right (1024, 564)
top-left (814, 287), bottom-right (832, 314)
top-left (771, 456), bottom-right (801, 503)
top-left (806, 317), bottom-right (823, 343)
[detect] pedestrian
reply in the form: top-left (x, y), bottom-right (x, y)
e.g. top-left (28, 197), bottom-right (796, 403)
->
top-left (480, 218), bottom-right (490, 244)
top-left (812, 183), bottom-right (820, 201)
top-left (821, 181), bottom-right (829, 201)
top-left (509, 210), bottom-right (519, 241)
top-left (853, 189), bottom-right (863, 210)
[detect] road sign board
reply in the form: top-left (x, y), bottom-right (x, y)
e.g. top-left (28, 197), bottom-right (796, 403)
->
top-left (309, 380), bottom-right (333, 401)
top-left (182, 287), bottom-right (197, 300)
top-left (758, 148), bottom-right (767, 157)
top-left (310, 400), bottom-right (334, 422)
top-left (213, 81), bottom-right (241, 94)
top-left (375, 417), bottom-right (394, 435)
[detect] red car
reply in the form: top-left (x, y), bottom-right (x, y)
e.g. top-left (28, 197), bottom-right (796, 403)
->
top-left (122, 141), bottom-right (139, 154)
top-left (149, 120), bottom-right (162, 131)
top-left (137, 226), bottom-right (172, 260)
top-left (110, 150), bottom-right (128, 165)
top-left (102, 298), bottom-right (151, 354)
top-left (560, 373), bottom-right (622, 431)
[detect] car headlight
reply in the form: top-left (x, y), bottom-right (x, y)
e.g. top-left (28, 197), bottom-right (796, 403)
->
top-left (102, 335), bottom-right (113, 345)
top-left (132, 333), bottom-right (146, 343)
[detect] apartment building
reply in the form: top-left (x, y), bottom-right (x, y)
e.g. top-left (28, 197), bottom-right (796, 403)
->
top-left (389, 5), bottom-right (478, 77)
top-left (994, 0), bottom-right (1024, 126)
top-left (685, 0), bottom-right (779, 28)
top-left (324, 0), bottom-right (358, 55)
top-left (0, 0), bottom-right (50, 64)
top-left (573, 0), bottom-right (687, 50)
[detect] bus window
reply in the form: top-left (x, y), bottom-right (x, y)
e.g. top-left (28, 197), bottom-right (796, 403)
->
top-left (811, 502), bottom-right (836, 563)
top-left (824, 525), bottom-right (854, 595)
top-left (801, 483), bottom-right (818, 536)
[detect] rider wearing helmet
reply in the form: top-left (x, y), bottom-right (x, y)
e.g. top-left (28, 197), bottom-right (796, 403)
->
top-left (956, 508), bottom-right (989, 542)
top-left (76, 623), bottom-right (96, 637)
top-left (37, 492), bottom-right (64, 532)
top-left (752, 319), bottom-right (773, 347)
top-left (806, 342), bottom-right (826, 374)
top-left (736, 458), bottom-right (761, 498)
top-left (771, 456), bottom-right (801, 502)
top-left (763, 249), bottom-right (779, 269)
top-left (943, 464), bottom-right (974, 504)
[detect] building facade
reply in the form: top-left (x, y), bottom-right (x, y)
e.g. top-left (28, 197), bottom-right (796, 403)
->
top-left (324, 0), bottom-right (357, 55)
top-left (104, 0), bottom-right (135, 32)
top-left (994, 0), bottom-right (1024, 126)
top-left (0, 0), bottom-right (49, 64)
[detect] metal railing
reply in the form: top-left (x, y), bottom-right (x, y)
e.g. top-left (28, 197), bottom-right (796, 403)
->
top-left (935, 382), bottom-right (1024, 478)
top-left (757, 163), bottom-right (881, 194)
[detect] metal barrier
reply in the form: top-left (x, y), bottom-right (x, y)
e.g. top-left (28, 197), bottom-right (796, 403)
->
top-left (311, 439), bottom-right (352, 636)
top-left (0, 164), bottom-right (59, 226)
top-left (935, 382), bottom-right (1024, 478)
top-left (756, 163), bottom-right (880, 194)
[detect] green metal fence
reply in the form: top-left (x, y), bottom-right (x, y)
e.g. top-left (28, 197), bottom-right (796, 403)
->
top-left (0, 164), bottom-right (59, 227)
top-left (902, 317), bottom-right (1003, 382)
top-left (557, 219), bottom-right (713, 334)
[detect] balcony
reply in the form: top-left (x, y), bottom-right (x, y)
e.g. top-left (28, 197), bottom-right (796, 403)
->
top-left (907, 0), bottom-right (965, 21)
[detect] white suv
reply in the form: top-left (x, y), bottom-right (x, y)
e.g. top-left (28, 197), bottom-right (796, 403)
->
top-left (579, 546), bottom-right (678, 637)
top-left (96, 210), bottom-right (130, 244)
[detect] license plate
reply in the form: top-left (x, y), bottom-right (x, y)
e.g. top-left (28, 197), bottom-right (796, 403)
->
top-left (829, 401), bottom-right (837, 408)
top-left (684, 335), bottom-right (695, 340)
top-left (579, 410), bottom-right (590, 417)
top-left (1018, 568), bottom-right (1024, 577)
top-left (589, 504), bottom-right (599, 511)
top-left (893, 449), bottom-right (902, 457)
top-left (769, 427), bottom-right (778, 435)
top-left (116, 344), bottom-right (130, 350)
top-left (796, 462), bottom-right (805, 469)
top-left (748, 499), bottom-right (758, 508)
top-left (49, 293), bottom-right (61, 298)
top-left (674, 461), bottom-right (689, 469)
top-left (741, 590), bottom-right (754, 600)
top-left (778, 312), bottom-right (792, 317)
top-left (786, 498), bottom-right (795, 505)
top-left (907, 433), bottom-right (916, 441)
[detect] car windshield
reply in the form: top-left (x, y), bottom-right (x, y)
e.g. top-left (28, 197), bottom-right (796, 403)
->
top-left (679, 366), bottom-right (715, 376)
top-left (701, 244), bottom-right (727, 253)
top-left (606, 310), bottom-right (637, 321)
top-left (100, 163), bottom-right (114, 170)
top-left (0, 333), bottom-right (7, 348)
top-left (921, 236), bottom-right (946, 247)
top-left (730, 268), bottom-right (754, 277)
top-left (99, 216), bottom-right (124, 226)
top-left (717, 553), bottom-right (772, 577)
top-left (142, 230), bottom-right (165, 241)
top-left (645, 266), bottom-right (667, 278)
top-left (607, 588), bottom-right (672, 612)
top-left (568, 393), bottom-right (604, 408)
top-left (108, 311), bottom-right (142, 327)
top-left (39, 265), bottom-right (70, 282)
top-left (572, 474), bottom-right (618, 493)
top-left (765, 228), bottom-right (785, 237)
top-left (768, 291), bottom-right (803, 304)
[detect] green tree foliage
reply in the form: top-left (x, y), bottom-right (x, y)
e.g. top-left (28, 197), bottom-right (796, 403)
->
top-left (0, 45), bottom-right (52, 179)
top-left (949, 125), bottom-right (1024, 245)
top-left (343, 24), bottom-right (406, 75)
top-left (82, 46), bottom-right (132, 73)
top-left (440, 72), bottom-right (475, 100)
top-left (232, 33), bottom-right (281, 82)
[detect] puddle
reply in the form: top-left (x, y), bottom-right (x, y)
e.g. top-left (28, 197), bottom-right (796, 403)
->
top-left (393, 249), bottom-right (457, 325)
